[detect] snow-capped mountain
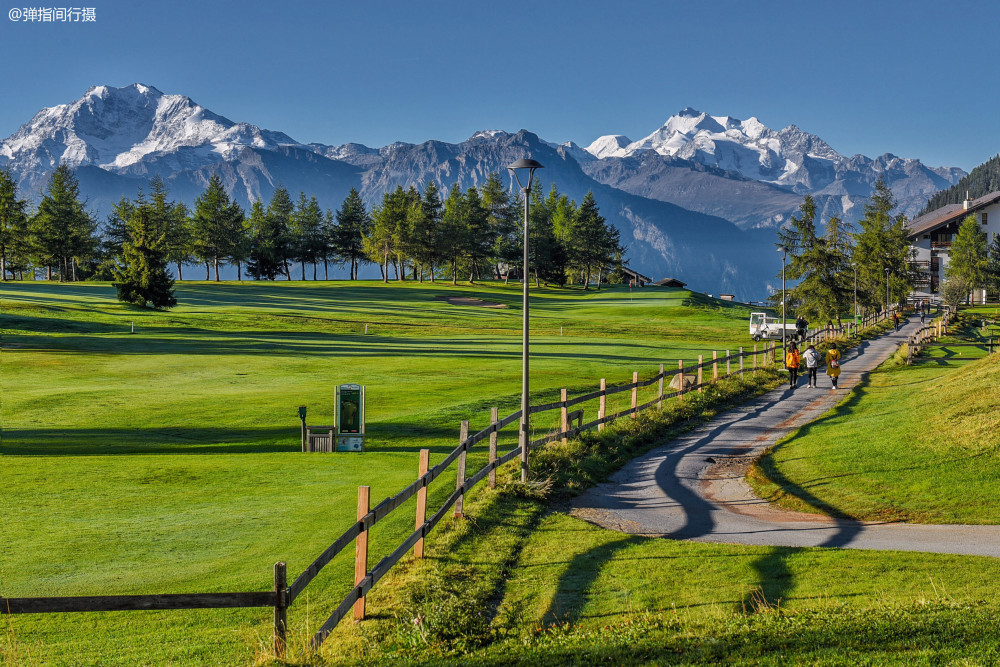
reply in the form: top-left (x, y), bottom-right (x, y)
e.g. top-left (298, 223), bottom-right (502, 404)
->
top-left (0, 85), bottom-right (969, 298)
top-left (582, 107), bottom-right (965, 222)
top-left (585, 135), bottom-right (633, 160)
top-left (0, 83), bottom-right (300, 193)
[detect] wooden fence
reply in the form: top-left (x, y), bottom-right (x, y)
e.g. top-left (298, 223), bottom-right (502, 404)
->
top-left (905, 307), bottom-right (997, 362)
top-left (3, 310), bottom-right (898, 659)
top-left (799, 308), bottom-right (894, 347)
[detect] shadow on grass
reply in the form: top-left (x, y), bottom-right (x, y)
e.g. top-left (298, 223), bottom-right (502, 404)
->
top-left (1, 427), bottom-right (300, 456)
top-left (540, 533), bottom-right (645, 626)
top-left (2, 328), bottom-right (664, 362)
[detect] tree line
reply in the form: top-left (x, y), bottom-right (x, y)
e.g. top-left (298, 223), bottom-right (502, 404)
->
top-left (778, 177), bottom-right (1000, 317)
top-left (920, 154), bottom-right (1000, 215)
top-left (775, 179), bottom-right (917, 322)
top-left (0, 165), bottom-right (626, 307)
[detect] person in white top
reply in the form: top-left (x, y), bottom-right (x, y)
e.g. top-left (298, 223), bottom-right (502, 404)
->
top-left (803, 344), bottom-right (821, 388)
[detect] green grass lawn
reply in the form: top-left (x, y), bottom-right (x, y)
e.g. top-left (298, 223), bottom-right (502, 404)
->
top-left (310, 489), bottom-right (1000, 667)
top-left (748, 311), bottom-right (1000, 524)
top-left (1, 279), bottom-right (763, 665)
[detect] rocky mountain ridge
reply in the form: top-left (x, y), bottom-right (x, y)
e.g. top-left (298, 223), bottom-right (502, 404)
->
top-left (0, 85), bottom-right (968, 298)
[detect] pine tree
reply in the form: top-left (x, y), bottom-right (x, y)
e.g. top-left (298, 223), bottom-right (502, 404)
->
top-left (30, 165), bottom-right (96, 281)
top-left (946, 214), bottom-right (988, 305)
top-left (290, 192), bottom-right (324, 279)
top-left (479, 173), bottom-right (517, 281)
top-left (0, 167), bottom-right (30, 280)
top-left (462, 186), bottom-right (491, 283)
top-left (569, 192), bottom-right (620, 290)
top-left (333, 188), bottom-right (372, 280)
top-left (246, 201), bottom-right (282, 280)
top-left (192, 174), bottom-right (244, 281)
top-left (528, 181), bottom-right (567, 287)
top-left (94, 195), bottom-right (136, 280)
top-left (391, 186), bottom-right (421, 280)
top-left (439, 183), bottom-right (467, 284)
top-left (113, 202), bottom-right (177, 309)
top-left (267, 186), bottom-right (295, 280)
top-left (365, 187), bottom-right (407, 282)
top-left (417, 181), bottom-right (444, 282)
top-left (147, 176), bottom-right (193, 281)
top-left (851, 179), bottom-right (913, 311)
top-left (165, 201), bottom-right (193, 280)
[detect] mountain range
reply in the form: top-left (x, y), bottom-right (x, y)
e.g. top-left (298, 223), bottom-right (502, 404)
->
top-left (0, 84), bottom-right (967, 299)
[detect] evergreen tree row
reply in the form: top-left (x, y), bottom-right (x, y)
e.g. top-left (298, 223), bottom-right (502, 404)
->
top-left (776, 179), bottom-right (915, 321)
top-left (920, 154), bottom-right (1000, 215)
top-left (0, 166), bottom-right (625, 292)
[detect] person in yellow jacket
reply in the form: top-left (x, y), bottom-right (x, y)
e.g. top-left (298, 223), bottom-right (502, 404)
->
top-left (826, 342), bottom-right (842, 389)
top-left (785, 343), bottom-right (801, 389)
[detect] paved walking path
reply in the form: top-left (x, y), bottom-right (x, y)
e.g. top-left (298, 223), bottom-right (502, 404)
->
top-left (571, 319), bottom-right (1000, 557)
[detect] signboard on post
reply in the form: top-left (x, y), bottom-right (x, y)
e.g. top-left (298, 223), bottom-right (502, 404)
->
top-left (335, 384), bottom-right (365, 452)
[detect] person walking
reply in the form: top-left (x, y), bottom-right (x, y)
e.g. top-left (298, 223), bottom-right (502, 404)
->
top-left (785, 342), bottom-right (801, 389)
top-left (803, 344), bottom-right (821, 388)
top-left (826, 342), bottom-right (842, 389)
top-left (795, 315), bottom-right (807, 342)
top-left (893, 312), bottom-right (900, 331)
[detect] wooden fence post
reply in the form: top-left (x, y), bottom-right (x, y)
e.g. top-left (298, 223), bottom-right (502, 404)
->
top-left (354, 486), bottom-right (370, 622)
top-left (658, 363), bottom-right (665, 410)
top-left (561, 389), bottom-right (569, 444)
top-left (712, 351), bottom-right (718, 381)
top-left (455, 421), bottom-right (468, 518)
top-left (739, 347), bottom-right (744, 376)
top-left (677, 360), bottom-right (684, 402)
top-left (489, 407), bottom-right (498, 489)
top-left (697, 355), bottom-right (703, 392)
top-left (415, 449), bottom-right (429, 558)
top-left (631, 372), bottom-right (638, 418)
top-left (598, 378), bottom-right (607, 431)
top-left (274, 561), bottom-right (287, 659)
top-left (753, 344), bottom-right (758, 371)
top-left (726, 350), bottom-right (731, 377)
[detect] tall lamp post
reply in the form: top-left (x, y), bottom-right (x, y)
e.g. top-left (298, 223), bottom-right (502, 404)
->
top-left (853, 263), bottom-right (858, 326)
top-left (778, 246), bottom-right (787, 360)
top-left (885, 266), bottom-right (891, 314)
top-left (508, 158), bottom-right (543, 484)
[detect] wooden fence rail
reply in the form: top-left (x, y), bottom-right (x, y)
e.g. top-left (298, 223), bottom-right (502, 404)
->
top-left (4, 308), bottom-right (900, 660)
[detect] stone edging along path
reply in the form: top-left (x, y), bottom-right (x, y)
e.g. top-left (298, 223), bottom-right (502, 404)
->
top-left (570, 319), bottom-right (1000, 557)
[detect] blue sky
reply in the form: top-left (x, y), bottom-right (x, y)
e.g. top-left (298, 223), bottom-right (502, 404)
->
top-left (1, 0), bottom-right (996, 170)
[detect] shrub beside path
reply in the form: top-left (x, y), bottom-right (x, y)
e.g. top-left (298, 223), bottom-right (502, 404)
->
top-left (571, 318), bottom-right (1000, 556)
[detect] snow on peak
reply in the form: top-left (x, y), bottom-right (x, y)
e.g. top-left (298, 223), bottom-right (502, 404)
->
top-left (468, 129), bottom-right (507, 141)
top-left (585, 134), bottom-right (633, 159)
top-left (578, 107), bottom-right (850, 189)
top-left (0, 83), bottom-right (299, 175)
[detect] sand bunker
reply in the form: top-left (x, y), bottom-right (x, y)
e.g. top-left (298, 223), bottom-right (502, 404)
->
top-left (434, 295), bottom-right (507, 308)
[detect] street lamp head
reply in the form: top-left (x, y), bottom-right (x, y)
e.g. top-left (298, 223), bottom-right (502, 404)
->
top-left (508, 158), bottom-right (544, 191)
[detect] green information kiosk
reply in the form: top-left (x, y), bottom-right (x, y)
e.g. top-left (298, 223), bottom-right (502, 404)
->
top-left (335, 384), bottom-right (365, 452)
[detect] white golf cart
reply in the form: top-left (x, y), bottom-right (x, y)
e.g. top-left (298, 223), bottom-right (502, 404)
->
top-left (749, 312), bottom-right (800, 342)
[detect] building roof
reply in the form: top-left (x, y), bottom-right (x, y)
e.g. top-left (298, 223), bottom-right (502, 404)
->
top-left (907, 190), bottom-right (1000, 238)
top-left (653, 277), bottom-right (687, 288)
top-left (621, 267), bottom-right (652, 283)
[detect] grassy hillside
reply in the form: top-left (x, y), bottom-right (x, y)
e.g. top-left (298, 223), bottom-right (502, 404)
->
top-left (1, 280), bottom-right (762, 665)
top-left (748, 311), bottom-right (1000, 523)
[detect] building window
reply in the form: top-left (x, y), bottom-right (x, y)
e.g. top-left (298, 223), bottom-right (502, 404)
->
top-left (983, 211), bottom-right (989, 225)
